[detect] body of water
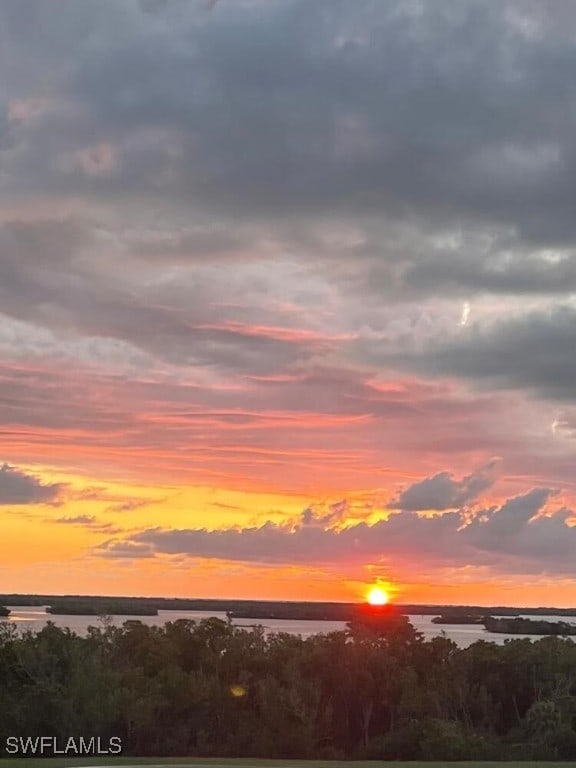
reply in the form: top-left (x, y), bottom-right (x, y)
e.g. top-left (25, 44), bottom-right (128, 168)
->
top-left (2, 606), bottom-right (576, 648)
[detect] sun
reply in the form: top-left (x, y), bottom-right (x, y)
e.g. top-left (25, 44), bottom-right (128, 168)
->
top-left (367, 586), bottom-right (389, 606)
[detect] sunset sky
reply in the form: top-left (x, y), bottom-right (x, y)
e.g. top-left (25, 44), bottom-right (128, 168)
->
top-left (2, 0), bottom-right (576, 606)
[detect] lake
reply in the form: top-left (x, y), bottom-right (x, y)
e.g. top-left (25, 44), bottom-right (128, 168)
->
top-left (3, 606), bottom-right (576, 648)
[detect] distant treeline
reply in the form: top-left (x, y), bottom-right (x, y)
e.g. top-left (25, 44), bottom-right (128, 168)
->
top-left (1, 611), bottom-right (576, 761)
top-left (46, 602), bottom-right (158, 616)
top-left (484, 616), bottom-right (576, 636)
top-left (432, 614), bottom-right (485, 625)
top-left (2, 594), bottom-right (576, 619)
top-left (431, 614), bottom-right (576, 636)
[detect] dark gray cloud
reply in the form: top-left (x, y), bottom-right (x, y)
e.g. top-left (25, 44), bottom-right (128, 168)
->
top-left (132, 226), bottom-right (262, 264)
top-left (5, 0), bottom-right (576, 245)
top-left (4, 0), bottom-right (576, 378)
top-left (390, 461), bottom-right (499, 511)
top-left (463, 488), bottom-right (555, 550)
top-left (401, 237), bottom-right (576, 297)
top-left (0, 218), bottom-right (334, 376)
top-left (97, 487), bottom-right (576, 575)
top-left (378, 305), bottom-right (576, 402)
top-left (0, 462), bottom-right (63, 505)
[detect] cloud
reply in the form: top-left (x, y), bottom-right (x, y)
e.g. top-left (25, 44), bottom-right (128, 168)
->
top-left (106, 498), bottom-right (155, 514)
top-left (95, 540), bottom-right (156, 559)
top-left (67, 488), bottom-right (159, 513)
top-left (0, 463), bottom-right (63, 505)
top-left (96, 487), bottom-right (576, 576)
top-left (400, 233), bottom-right (576, 297)
top-left (54, 514), bottom-right (97, 525)
top-left (390, 460), bottom-right (499, 511)
top-left (0, 217), bottom-right (339, 377)
top-left (301, 498), bottom-right (349, 527)
top-left (2, 353), bottom-right (573, 499)
top-left (376, 305), bottom-right (576, 403)
top-left (4, 0), bottom-right (576, 599)
top-left (3, 0), bottom-right (576, 245)
top-left (463, 487), bottom-right (556, 548)
top-left (5, 1), bottom-right (576, 392)
top-left (51, 514), bottom-right (120, 533)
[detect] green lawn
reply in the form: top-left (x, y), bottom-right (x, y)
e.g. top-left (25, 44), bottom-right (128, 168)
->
top-left (3, 760), bottom-right (576, 768)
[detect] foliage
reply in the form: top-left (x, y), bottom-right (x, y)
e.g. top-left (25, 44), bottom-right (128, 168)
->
top-left (46, 602), bottom-right (158, 616)
top-left (484, 616), bottom-right (576, 636)
top-left (0, 615), bottom-right (576, 759)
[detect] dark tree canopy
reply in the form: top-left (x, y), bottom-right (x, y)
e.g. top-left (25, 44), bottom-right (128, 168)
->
top-left (0, 617), bottom-right (576, 760)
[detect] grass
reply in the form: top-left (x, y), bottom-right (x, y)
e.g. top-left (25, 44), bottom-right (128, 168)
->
top-left (3, 760), bottom-right (576, 768)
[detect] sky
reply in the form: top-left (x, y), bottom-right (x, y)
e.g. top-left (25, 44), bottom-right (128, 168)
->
top-left (1, 0), bottom-right (576, 606)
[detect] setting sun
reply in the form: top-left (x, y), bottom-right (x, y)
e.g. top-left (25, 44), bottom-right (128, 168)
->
top-left (367, 586), bottom-right (389, 606)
